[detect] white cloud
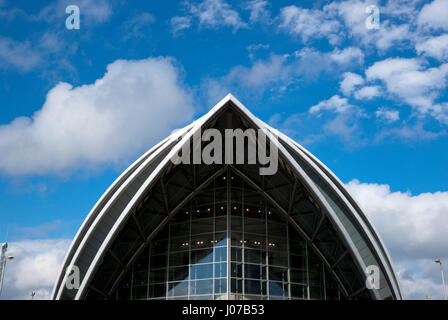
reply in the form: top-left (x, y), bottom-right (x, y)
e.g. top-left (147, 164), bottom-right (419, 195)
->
top-left (204, 47), bottom-right (365, 103)
top-left (228, 54), bottom-right (289, 88)
top-left (375, 107), bottom-right (400, 122)
top-left (418, 0), bottom-right (448, 31)
top-left (382, 0), bottom-right (421, 19)
top-left (246, 43), bottom-right (269, 52)
top-left (13, 220), bottom-right (64, 239)
top-left (428, 102), bottom-right (448, 125)
top-left (0, 36), bottom-right (42, 72)
top-left (122, 12), bottom-right (155, 39)
top-left (375, 23), bottom-right (412, 51)
top-left (309, 95), bottom-right (355, 114)
top-left (416, 34), bottom-right (448, 61)
top-left (397, 261), bottom-right (445, 300)
top-left (278, 5), bottom-right (342, 44)
top-left (366, 57), bottom-right (448, 111)
top-left (346, 180), bottom-right (448, 299)
top-left (188, 0), bottom-right (248, 31)
top-left (244, 0), bottom-right (271, 24)
top-left (324, 0), bottom-right (370, 38)
top-left (1, 239), bottom-right (71, 300)
top-left (340, 72), bottom-right (364, 96)
top-left (0, 4), bottom-right (27, 21)
top-left (325, 0), bottom-right (413, 51)
top-left (36, 0), bottom-right (112, 25)
top-left (323, 114), bottom-right (364, 145)
top-left (294, 47), bottom-right (364, 73)
top-left (376, 122), bottom-right (447, 141)
top-left (0, 0), bottom-right (111, 24)
top-left (308, 94), bottom-right (368, 146)
top-left (354, 85), bottom-right (381, 100)
top-left (329, 47), bottom-right (364, 65)
top-left (246, 43), bottom-right (270, 58)
top-left (171, 16), bottom-right (192, 33)
top-left (204, 54), bottom-right (291, 103)
top-left (0, 57), bottom-right (194, 175)
top-left (346, 180), bottom-right (448, 261)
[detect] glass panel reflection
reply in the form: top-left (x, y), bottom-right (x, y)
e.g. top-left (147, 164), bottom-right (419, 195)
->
top-left (115, 171), bottom-right (342, 300)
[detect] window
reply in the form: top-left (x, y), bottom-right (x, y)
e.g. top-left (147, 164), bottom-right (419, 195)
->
top-left (115, 171), bottom-right (342, 300)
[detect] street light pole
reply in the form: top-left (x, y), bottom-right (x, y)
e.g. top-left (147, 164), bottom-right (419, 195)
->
top-left (0, 242), bottom-right (14, 297)
top-left (0, 243), bottom-right (8, 297)
top-left (435, 259), bottom-right (448, 300)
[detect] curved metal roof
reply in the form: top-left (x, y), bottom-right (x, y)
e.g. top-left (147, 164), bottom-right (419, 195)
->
top-left (52, 94), bottom-right (402, 300)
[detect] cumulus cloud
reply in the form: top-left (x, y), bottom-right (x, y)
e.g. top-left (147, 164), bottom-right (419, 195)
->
top-left (1, 239), bottom-right (71, 300)
top-left (0, 57), bottom-right (194, 175)
top-left (336, 57), bottom-right (448, 126)
top-left (374, 23), bottom-right (413, 51)
top-left (291, 0), bottom-right (413, 51)
top-left (375, 107), bottom-right (399, 122)
top-left (309, 95), bottom-right (355, 114)
top-left (346, 180), bottom-right (448, 299)
top-left (294, 47), bottom-right (364, 77)
top-left (353, 85), bottom-right (381, 100)
top-left (274, 0), bottom-right (432, 53)
top-left (381, 0), bottom-right (421, 19)
top-left (428, 102), bottom-right (448, 124)
top-left (395, 258), bottom-right (448, 300)
top-left (416, 34), bottom-right (448, 61)
top-left (417, 0), bottom-right (448, 31)
top-left (278, 5), bottom-right (342, 44)
top-left (340, 72), bottom-right (364, 96)
top-left (346, 180), bottom-right (448, 261)
top-left (188, 0), bottom-right (248, 31)
top-left (169, 0), bottom-right (434, 54)
top-left (366, 58), bottom-right (448, 111)
top-left (329, 47), bottom-right (364, 65)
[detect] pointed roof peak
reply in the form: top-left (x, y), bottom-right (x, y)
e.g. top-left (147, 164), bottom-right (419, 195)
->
top-left (225, 93), bottom-right (249, 110)
top-left (195, 93), bottom-right (278, 136)
top-left (209, 93), bottom-right (255, 119)
top-left (224, 92), bottom-right (237, 102)
top-left (211, 93), bottom-right (242, 110)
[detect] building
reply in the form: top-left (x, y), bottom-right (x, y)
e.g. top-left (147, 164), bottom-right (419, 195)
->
top-left (52, 94), bottom-right (402, 300)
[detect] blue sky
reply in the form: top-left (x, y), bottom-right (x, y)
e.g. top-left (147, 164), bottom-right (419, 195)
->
top-left (0, 0), bottom-right (448, 299)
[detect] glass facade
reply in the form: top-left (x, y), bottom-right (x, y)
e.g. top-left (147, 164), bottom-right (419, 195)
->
top-left (56, 102), bottom-right (399, 301)
top-left (115, 171), bottom-right (341, 300)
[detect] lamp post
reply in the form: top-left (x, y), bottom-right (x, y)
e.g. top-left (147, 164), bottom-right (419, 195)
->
top-left (434, 259), bottom-right (448, 300)
top-left (0, 242), bottom-right (15, 297)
